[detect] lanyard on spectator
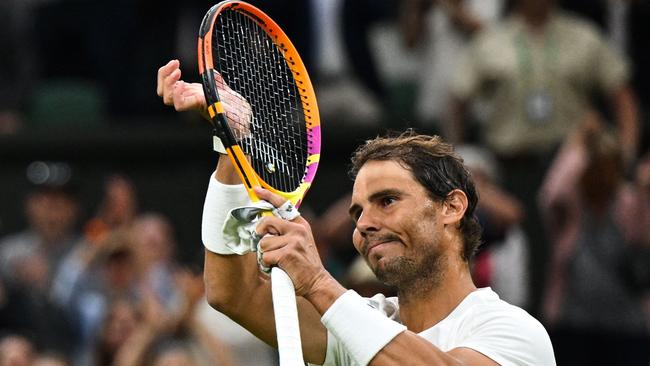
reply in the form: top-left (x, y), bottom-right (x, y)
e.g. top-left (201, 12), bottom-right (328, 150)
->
top-left (515, 23), bottom-right (558, 124)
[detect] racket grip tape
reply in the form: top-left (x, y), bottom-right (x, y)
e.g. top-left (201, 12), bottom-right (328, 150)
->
top-left (271, 267), bottom-right (305, 365)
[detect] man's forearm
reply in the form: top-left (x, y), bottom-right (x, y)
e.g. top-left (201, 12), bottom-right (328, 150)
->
top-left (204, 250), bottom-right (268, 315)
top-left (202, 155), bottom-right (267, 315)
top-left (303, 271), bottom-right (347, 315)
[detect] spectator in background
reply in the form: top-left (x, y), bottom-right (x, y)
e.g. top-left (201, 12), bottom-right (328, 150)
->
top-left (456, 145), bottom-right (529, 308)
top-left (449, 0), bottom-right (638, 161)
top-left (52, 173), bottom-right (139, 309)
top-left (69, 230), bottom-right (141, 363)
top-left (338, 0), bottom-right (503, 129)
top-left (0, 334), bottom-right (71, 366)
top-left (539, 115), bottom-right (650, 364)
top-left (0, 334), bottom-right (34, 366)
top-left (85, 174), bottom-right (138, 245)
top-left (0, 162), bottom-right (80, 354)
top-left (88, 271), bottom-right (235, 366)
top-left (412, 0), bottom-right (504, 129)
top-left (49, 173), bottom-right (140, 361)
top-left (340, 0), bottom-right (398, 111)
top-left (448, 0), bottom-right (639, 312)
top-left (0, 162), bottom-right (81, 293)
top-left (131, 213), bottom-right (181, 311)
top-left (89, 297), bottom-right (142, 366)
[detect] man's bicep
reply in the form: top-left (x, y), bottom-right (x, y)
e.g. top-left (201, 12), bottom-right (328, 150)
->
top-left (448, 347), bottom-right (501, 366)
top-left (369, 331), bottom-right (499, 366)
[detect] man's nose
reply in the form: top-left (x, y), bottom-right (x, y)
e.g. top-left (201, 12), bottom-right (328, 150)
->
top-left (356, 209), bottom-right (380, 235)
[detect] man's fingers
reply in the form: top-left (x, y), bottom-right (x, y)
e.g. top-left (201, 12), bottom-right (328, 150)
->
top-left (252, 187), bottom-right (287, 208)
top-left (157, 59), bottom-right (179, 97)
top-left (256, 216), bottom-right (286, 238)
top-left (261, 251), bottom-right (279, 268)
top-left (258, 233), bottom-right (286, 254)
top-left (173, 83), bottom-right (208, 113)
top-left (163, 68), bottom-right (182, 105)
top-left (173, 82), bottom-right (190, 111)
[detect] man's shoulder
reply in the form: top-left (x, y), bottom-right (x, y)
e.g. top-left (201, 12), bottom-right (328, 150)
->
top-left (461, 288), bottom-right (545, 330)
top-left (454, 289), bottom-right (556, 365)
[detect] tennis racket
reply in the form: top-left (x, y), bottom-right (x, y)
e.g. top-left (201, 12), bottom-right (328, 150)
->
top-left (198, 1), bottom-right (320, 364)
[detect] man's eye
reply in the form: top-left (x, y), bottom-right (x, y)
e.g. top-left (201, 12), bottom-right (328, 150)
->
top-left (381, 197), bottom-right (397, 207)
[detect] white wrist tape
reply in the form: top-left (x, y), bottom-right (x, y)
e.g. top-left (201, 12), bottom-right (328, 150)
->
top-left (321, 290), bottom-right (406, 365)
top-left (201, 172), bottom-right (251, 254)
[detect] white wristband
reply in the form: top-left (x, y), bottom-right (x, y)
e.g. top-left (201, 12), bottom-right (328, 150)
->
top-left (321, 290), bottom-right (406, 365)
top-left (201, 172), bottom-right (251, 254)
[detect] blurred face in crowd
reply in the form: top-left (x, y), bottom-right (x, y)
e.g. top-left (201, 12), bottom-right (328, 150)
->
top-left (101, 175), bottom-right (137, 228)
top-left (131, 215), bottom-right (174, 268)
top-left (104, 249), bottom-right (136, 292)
top-left (100, 300), bottom-right (139, 353)
top-left (25, 190), bottom-right (78, 244)
top-left (0, 335), bottom-right (34, 366)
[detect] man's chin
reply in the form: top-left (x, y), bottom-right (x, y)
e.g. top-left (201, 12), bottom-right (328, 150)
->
top-left (373, 257), bottom-right (403, 286)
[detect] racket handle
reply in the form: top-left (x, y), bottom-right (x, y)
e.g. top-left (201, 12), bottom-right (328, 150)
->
top-left (271, 267), bottom-right (305, 366)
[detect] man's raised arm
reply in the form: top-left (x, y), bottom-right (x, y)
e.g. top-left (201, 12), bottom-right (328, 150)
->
top-left (156, 60), bottom-right (327, 364)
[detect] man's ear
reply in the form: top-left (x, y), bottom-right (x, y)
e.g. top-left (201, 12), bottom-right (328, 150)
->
top-left (441, 189), bottom-right (468, 226)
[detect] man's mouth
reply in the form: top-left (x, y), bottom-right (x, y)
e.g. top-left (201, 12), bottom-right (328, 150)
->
top-left (363, 235), bottom-right (402, 257)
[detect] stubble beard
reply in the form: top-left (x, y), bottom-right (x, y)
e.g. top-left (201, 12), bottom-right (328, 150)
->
top-left (373, 243), bottom-right (446, 299)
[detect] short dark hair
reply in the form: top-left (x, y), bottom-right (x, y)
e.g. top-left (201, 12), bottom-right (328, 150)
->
top-left (349, 130), bottom-right (482, 261)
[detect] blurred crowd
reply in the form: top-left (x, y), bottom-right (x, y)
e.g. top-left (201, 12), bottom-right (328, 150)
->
top-left (1, 0), bottom-right (650, 365)
top-left (0, 170), bottom-right (278, 365)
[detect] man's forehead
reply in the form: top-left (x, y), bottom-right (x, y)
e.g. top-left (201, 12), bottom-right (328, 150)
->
top-left (357, 159), bottom-right (414, 179)
top-left (353, 160), bottom-right (419, 195)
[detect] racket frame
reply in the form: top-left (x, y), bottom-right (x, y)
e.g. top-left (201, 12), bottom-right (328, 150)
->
top-left (197, 0), bottom-right (321, 208)
top-left (198, 2), bottom-right (322, 364)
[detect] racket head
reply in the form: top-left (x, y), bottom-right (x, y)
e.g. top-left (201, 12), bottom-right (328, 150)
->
top-left (198, 0), bottom-right (321, 208)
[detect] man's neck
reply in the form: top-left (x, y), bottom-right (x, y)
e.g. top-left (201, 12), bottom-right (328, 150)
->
top-left (397, 261), bottom-right (476, 333)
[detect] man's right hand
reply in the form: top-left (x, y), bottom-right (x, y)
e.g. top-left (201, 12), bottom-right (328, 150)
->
top-left (156, 60), bottom-right (252, 138)
top-left (157, 59), bottom-right (208, 117)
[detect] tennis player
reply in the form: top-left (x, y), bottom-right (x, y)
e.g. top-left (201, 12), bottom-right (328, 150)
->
top-left (158, 60), bottom-right (556, 365)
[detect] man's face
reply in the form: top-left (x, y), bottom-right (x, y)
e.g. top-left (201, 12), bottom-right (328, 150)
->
top-left (348, 160), bottom-right (448, 289)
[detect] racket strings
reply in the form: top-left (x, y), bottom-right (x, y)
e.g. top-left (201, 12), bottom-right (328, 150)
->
top-left (213, 9), bottom-right (308, 193)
